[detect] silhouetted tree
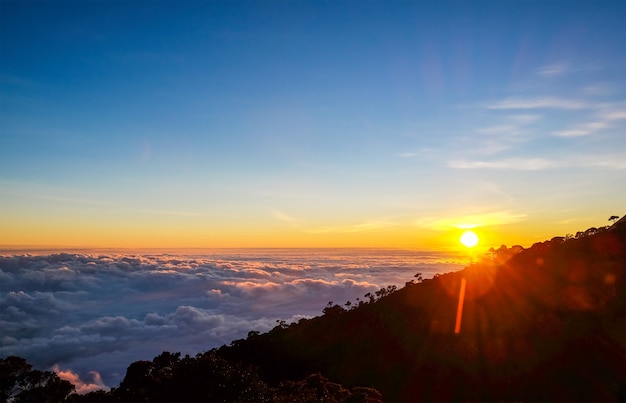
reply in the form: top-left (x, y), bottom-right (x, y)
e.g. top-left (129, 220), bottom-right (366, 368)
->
top-left (0, 356), bottom-right (75, 402)
top-left (609, 215), bottom-right (619, 225)
top-left (116, 351), bottom-right (271, 402)
top-left (248, 330), bottom-right (260, 338)
top-left (322, 304), bottom-right (346, 316)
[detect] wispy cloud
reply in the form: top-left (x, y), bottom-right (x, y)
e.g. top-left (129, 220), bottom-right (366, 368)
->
top-left (450, 154), bottom-right (626, 171)
top-left (582, 84), bottom-right (612, 96)
top-left (580, 154), bottom-right (626, 170)
top-left (553, 121), bottom-right (609, 137)
top-left (305, 220), bottom-right (397, 234)
top-left (475, 114), bottom-right (539, 136)
top-left (0, 181), bottom-right (117, 206)
top-left (469, 114), bottom-right (540, 155)
top-left (460, 94), bottom-right (625, 171)
top-left (415, 211), bottom-right (527, 230)
top-left (0, 189), bottom-right (116, 207)
top-left (134, 208), bottom-right (209, 217)
top-left (271, 209), bottom-right (299, 224)
top-left (511, 114), bottom-right (541, 123)
top-left (601, 109), bottom-right (626, 121)
top-left (552, 107), bottom-right (626, 137)
top-left (537, 63), bottom-right (568, 77)
top-left (486, 97), bottom-right (587, 110)
top-left (449, 158), bottom-right (559, 170)
top-left (475, 125), bottom-right (517, 135)
top-left (398, 148), bottom-right (434, 159)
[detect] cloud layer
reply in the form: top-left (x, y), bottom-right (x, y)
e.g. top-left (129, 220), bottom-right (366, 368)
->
top-left (0, 249), bottom-right (463, 391)
top-left (444, 61), bottom-right (626, 175)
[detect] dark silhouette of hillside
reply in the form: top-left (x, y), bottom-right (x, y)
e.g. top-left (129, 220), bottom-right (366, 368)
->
top-left (4, 218), bottom-right (625, 402)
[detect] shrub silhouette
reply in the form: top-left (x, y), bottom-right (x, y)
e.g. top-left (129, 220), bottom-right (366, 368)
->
top-left (0, 356), bottom-right (75, 402)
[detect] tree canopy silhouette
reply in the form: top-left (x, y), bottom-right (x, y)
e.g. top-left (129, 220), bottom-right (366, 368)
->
top-left (0, 356), bottom-right (75, 403)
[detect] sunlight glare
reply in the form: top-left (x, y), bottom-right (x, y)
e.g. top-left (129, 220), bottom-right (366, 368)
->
top-left (460, 230), bottom-right (479, 248)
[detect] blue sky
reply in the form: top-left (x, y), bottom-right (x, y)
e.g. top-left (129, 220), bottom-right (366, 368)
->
top-left (1, 1), bottom-right (625, 248)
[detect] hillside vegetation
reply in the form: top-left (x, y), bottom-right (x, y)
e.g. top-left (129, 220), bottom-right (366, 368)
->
top-left (3, 219), bottom-right (624, 402)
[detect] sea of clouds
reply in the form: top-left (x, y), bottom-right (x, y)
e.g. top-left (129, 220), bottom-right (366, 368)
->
top-left (0, 249), bottom-right (465, 393)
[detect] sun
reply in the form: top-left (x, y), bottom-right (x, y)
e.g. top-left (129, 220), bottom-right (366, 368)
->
top-left (460, 230), bottom-right (479, 248)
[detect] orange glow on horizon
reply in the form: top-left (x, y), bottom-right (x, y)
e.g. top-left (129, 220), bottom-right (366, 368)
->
top-left (0, 209), bottom-right (604, 251)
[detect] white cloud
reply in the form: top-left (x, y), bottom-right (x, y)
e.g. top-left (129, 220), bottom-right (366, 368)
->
top-left (486, 97), bottom-right (587, 110)
top-left (0, 251), bottom-right (465, 389)
top-left (552, 129), bottom-right (590, 137)
top-left (468, 114), bottom-right (540, 155)
top-left (553, 121), bottom-right (609, 137)
top-left (511, 114), bottom-right (541, 123)
top-left (449, 154), bottom-right (626, 171)
top-left (475, 125), bottom-right (517, 135)
top-left (271, 209), bottom-right (298, 223)
top-left (398, 148), bottom-right (435, 158)
top-left (602, 109), bottom-right (626, 121)
top-left (537, 63), bottom-right (568, 77)
top-left (552, 107), bottom-right (626, 137)
top-left (580, 154), bottom-right (626, 170)
top-left (582, 84), bottom-right (612, 96)
top-left (305, 220), bottom-right (397, 234)
top-left (449, 158), bottom-right (559, 170)
top-left (54, 365), bottom-right (109, 394)
top-left (414, 211), bottom-right (527, 231)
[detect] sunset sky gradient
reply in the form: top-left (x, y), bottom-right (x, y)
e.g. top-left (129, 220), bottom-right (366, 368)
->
top-left (1, 1), bottom-right (625, 249)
